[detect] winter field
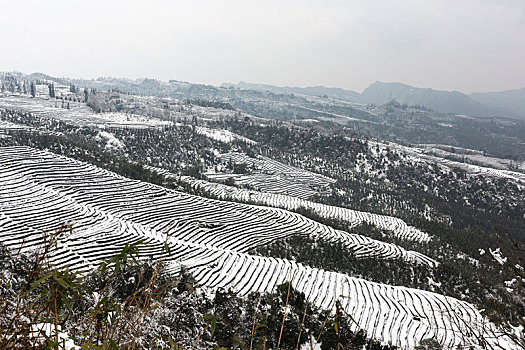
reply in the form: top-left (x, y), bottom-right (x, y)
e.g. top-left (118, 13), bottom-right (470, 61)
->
top-left (208, 152), bottom-right (335, 199)
top-left (417, 144), bottom-right (525, 173)
top-left (0, 95), bottom-right (171, 129)
top-left (152, 166), bottom-right (432, 243)
top-left (390, 142), bottom-right (525, 184)
top-left (0, 146), bottom-right (519, 349)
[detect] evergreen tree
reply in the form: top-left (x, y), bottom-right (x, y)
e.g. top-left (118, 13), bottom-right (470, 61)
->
top-left (30, 82), bottom-right (36, 98)
top-left (48, 83), bottom-right (56, 98)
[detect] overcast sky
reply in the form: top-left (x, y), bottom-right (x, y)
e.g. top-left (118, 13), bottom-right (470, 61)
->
top-left (1, 0), bottom-right (524, 93)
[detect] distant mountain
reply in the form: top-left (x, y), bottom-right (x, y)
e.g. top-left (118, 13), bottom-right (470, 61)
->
top-left (222, 81), bottom-right (361, 101)
top-left (469, 87), bottom-right (525, 120)
top-left (359, 81), bottom-right (491, 115)
top-left (225, 80), bottom-right (525, 120)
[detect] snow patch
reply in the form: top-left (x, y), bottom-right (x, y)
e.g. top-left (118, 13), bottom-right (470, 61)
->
top-left (99, 131), bottom-right (125, 150)
top-left (196, 126), bottom-right (257, 144)
top-left (489, 248), bottom-right (507, 265)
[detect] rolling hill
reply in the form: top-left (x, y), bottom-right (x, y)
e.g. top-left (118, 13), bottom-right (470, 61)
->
top-left (0, 146), bottom-right (518, 348)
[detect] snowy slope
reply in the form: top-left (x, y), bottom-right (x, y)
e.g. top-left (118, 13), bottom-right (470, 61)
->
top-left (0, 147), bottom-right (518, 349)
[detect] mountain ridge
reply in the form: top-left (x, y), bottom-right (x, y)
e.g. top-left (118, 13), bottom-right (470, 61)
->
top-left (6, 71), bottom-right (524, 120)
top-left (225, 80), bottom-right (525, 120)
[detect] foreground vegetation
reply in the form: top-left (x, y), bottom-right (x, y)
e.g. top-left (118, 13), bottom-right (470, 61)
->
top-left (0, 228), bottom-right (403, 350)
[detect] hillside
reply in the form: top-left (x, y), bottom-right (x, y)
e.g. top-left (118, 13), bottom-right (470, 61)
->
top-left (0, 147), bottom-right (516, 349)
top-left (25, 71), bottom-right (524, 158)
top-left (225, 80), bottom-right (525, 121)
top-left (222, 81), bottom-right (362, 101)
top-left (0, 73), bottom-right (524, 349)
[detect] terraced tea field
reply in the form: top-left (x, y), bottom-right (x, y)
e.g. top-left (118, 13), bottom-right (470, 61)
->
top-left (178, 175), bottom-right (431, 243)
top-left (0, 147), bottom-right (430, 266)
top-left (210, 152), bottom-right (334, 199)
top-left (0, 146), bottom-right (517, 349)
top-left (0, 95), bottom-right (171, 128)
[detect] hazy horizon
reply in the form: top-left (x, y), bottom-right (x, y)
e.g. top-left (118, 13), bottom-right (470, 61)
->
top-left (1, 0), bottom-right (524, 94)
top-left (4, 70), bottom-right (525, 96)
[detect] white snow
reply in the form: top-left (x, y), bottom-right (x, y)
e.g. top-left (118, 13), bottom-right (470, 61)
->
top-left (31, 323), bottom-right (77, 349)
top-left (98, 131), bottom-right (125, 149)
top-left (0, 147), bottom-right (520, 349)
top-left (300, 337), bottom-right (322, 350)
top-left (489, 248), bottom-right (507, 265)
top-left (195, 126), bottom-right (257, 144)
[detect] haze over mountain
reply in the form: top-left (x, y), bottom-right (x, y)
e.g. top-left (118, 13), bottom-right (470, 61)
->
top-left (222, 81), bottom-right (362, 102)
top-left (469, 87), bottom-right (525, 120)
top-left (224, 80), bottom-right (525, 121)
